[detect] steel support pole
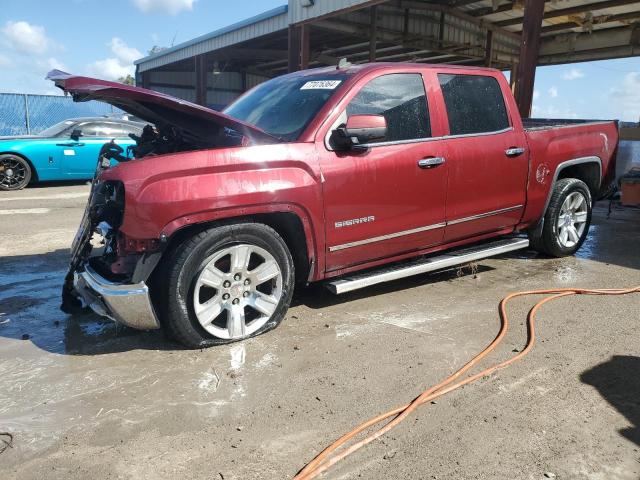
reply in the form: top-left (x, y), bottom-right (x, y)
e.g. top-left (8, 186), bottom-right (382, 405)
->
top-left (301, 24), bottom-right (310, 70)
top-left (484, 29), bottom-right (494, 67)
top-left (288, 25), bottom-right (302, 73)
top-left (23, 94), bottom-right (30, 135)
top-left (514, 0), bottom-right (545, 118)
top-left (195, 55), bottom-right (207, 106)
top-left (369, 5), bottom-right (378, 62)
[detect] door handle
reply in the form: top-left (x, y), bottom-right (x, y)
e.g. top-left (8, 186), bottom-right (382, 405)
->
top-left (505, 147), bottom-right (525, 157)
top-left (418, 157), bottom-right (446, 169)
top-left (56, 142), bottom-right (85, 147)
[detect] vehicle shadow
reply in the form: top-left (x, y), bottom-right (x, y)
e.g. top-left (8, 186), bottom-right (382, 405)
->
top-left (580, 355), bottom-right (640, 447)
top-left (293, 263), bottom-right (495, 310)
top-left (0, 246), bottom-right (499, 355)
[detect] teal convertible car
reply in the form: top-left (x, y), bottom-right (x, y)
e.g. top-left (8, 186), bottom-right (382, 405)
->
top-left (0, 116), bottom-right (144, 190)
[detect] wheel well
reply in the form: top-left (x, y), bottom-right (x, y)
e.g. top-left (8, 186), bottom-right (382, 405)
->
top-left (163, 212), bottom-right (311, 285)
top-left (0, 152), bottom-right (38, 182)
top-left (556, 162), bottom-right (600, 197)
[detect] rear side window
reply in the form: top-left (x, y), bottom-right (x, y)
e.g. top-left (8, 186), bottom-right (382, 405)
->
top-left (438, 74), bottom-right (509, 135)
top-left (346, 73), bottom-right (431, 142)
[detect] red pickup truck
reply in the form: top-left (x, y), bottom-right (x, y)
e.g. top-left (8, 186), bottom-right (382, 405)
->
top-left (48, 64), bottom-right (618, 348)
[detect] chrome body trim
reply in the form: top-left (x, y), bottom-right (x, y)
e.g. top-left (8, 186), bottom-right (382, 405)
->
top-left (328, 204), bottom-right (523, 252)
top-left (326, 237), bottom-right (530, 294)
top-left (445, 204), bottom-right (523, 226)
top-left (73, 265), bottom-right (161, 330)
top-left (329, 222), bottom-right (446, 252)
top-left (354, 127), bottom-right (514, 150)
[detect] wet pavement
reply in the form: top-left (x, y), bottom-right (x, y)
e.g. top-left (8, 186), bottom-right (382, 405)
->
top-left (1, 184), bottom-right (639, 480)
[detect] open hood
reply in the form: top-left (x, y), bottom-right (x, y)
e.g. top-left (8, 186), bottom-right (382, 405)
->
top-left (46, 70), bottom-right (279, 145)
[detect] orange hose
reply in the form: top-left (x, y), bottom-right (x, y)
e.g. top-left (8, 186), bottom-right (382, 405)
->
top-left (293, 286), bottom-right (640, 480)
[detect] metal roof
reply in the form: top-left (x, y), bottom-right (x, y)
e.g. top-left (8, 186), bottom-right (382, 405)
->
top-left (135, 5), bottom-right (289, 72)
top-left (136, 0), bottom-right (640, 75)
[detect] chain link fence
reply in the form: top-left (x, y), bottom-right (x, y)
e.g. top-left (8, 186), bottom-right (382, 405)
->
top-left (0, 93), bottom-right (124, 136)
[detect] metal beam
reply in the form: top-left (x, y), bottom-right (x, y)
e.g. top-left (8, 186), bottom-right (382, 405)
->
top-left (315, 16), bottom-right (519, 65)
top-left (369, 5), bottom-right (378, 62)
top-left (540, 10), bottom-right (640, 34)
top-left (514, 0), bottom-right (545, 117)
top-left (496, 0), bottom-right (640, 28)
top-left (315, 18), bottom-right (484, 60)
top-left (399, 1), bottom-right (521, 41)
top-left (293, 0), bottom-right (390, 26)
top-left (468, 1), bottom-right (540, 18)
top-left (539, 24), bottom-right (640, 63)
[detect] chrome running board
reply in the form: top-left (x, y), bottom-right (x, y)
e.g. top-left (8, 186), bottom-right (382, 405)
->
top-left (325, 237), bottom-right (530, 294)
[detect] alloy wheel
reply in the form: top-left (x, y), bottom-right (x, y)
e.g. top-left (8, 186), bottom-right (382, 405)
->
top-left (192, 244), bottom-right (283, 340)
top-left (556, 191), bottom-right (588, 248)
top-left (0, 157), bottom-right (28, 190)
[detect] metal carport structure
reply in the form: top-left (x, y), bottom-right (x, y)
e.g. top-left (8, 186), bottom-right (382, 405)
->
top-left (134, 0), bottom-right (640, 115)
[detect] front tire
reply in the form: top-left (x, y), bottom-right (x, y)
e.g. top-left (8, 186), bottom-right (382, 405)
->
top-left (161, 223), bottom-right (295, 348)
top-left (528, 178), bottom-right (592, 257)
top-left (0, 154), bottom-right (32, 191)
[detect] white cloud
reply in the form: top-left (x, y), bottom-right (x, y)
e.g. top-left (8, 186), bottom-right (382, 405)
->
top-left (533, 90), bottom-right (540, 101)
top-left (0, 54), bottom-right (11, 68)
top-left (109, 37), bottom-right (142, 64)
top-left (46, 57), bottom-right (67, 71)
top-left (563, 68), bottom-right (585, 81)
top-left (132, 0), bottom-right (196, 14)
top-left (2, 20), bottom-right (51, 55)
top-left (87, 37), bottom-right (141, 81)
top-left (87, 58), bottom-right (134, 80)
top-left (548, 86), bottom-right (558, 98)
top-left (609, 72), bottom-right (640, 121)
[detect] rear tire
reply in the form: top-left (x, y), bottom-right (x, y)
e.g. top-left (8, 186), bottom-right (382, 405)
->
top-left (0, 154), bottom-right (32, 191)
top-left (528, 178), bottom-right (592, 257)
top-left (161, 223), bottom-right (295, 348)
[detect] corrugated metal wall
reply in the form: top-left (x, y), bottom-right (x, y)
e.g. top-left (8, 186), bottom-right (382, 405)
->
top-left (288, 0), bottom-right (372, 24)
top-left (246, 73), bottom-right (270, 89)
top-left (147, 71), bottom-right (265, 109)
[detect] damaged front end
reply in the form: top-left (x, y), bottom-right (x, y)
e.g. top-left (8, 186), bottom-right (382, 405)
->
top-left (60, 148), bottom-right (161, 330)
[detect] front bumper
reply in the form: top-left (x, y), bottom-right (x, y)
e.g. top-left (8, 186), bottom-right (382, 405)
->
top-left (73, 265), bottom-right (160, 330)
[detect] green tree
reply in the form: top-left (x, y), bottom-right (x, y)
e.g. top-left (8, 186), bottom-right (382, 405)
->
top-left (118, 74), bottom-right (135, 85)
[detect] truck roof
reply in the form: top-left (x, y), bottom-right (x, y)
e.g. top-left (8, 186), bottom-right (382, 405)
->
top-left (282, 62), bottom-right (502, 79)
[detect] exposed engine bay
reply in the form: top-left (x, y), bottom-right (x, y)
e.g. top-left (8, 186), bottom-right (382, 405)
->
top-left (99, 123), bottom-right (246, 165)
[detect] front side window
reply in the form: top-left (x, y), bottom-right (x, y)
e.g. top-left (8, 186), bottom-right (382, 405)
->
top-left (438, 74), bottom-right (509, 135)
top-left (346, 73), bottom-right (431, 142)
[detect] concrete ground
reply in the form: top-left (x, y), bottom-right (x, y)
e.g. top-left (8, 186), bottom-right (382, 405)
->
top-left (1, 183), bottom-right (639, 480)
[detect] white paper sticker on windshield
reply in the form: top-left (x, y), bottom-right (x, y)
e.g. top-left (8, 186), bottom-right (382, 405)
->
top-left (300, 80), bottom-right (342, 90)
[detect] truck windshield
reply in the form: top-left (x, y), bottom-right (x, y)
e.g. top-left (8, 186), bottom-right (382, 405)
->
top-left (224, 73), bottom-right (347, 141)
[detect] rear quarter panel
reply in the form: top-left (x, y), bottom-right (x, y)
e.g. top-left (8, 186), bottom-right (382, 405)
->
top-left (520, 121), bottom-right (618, 227)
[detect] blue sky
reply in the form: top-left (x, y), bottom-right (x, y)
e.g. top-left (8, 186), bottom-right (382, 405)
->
top-left (1, 0), bottom-right (639, 121)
